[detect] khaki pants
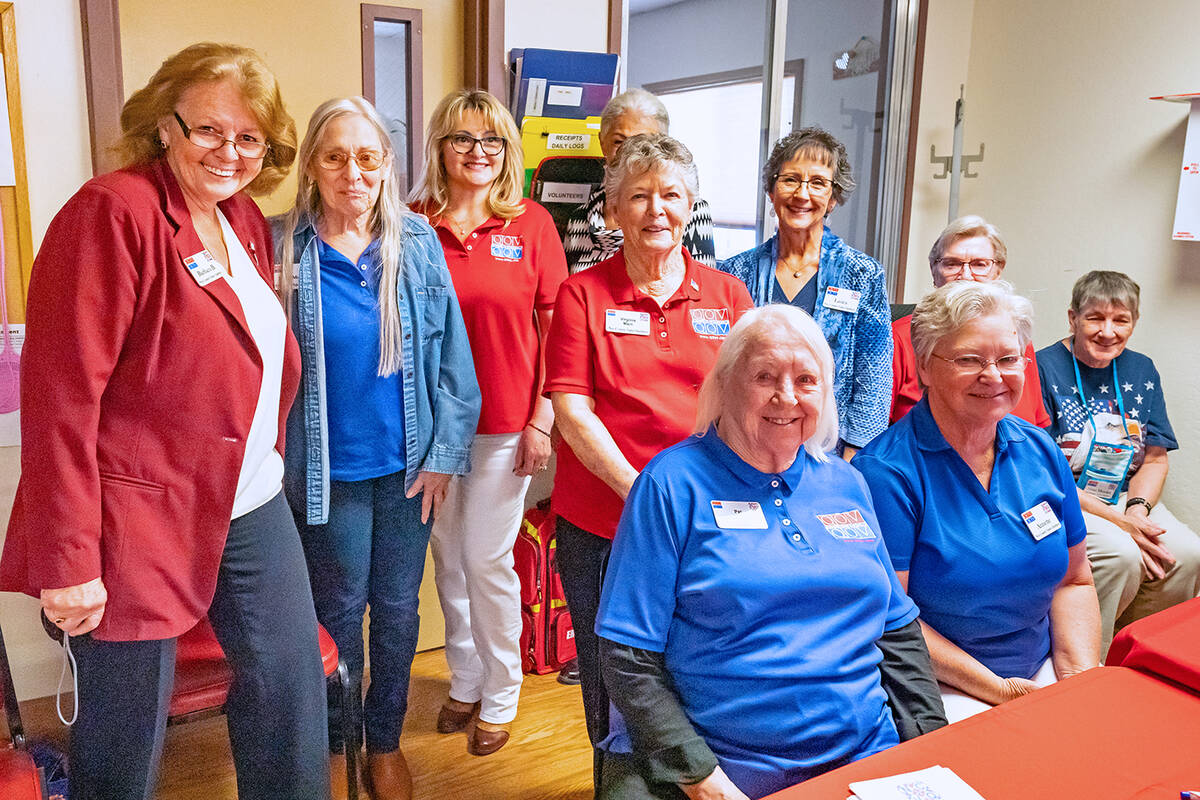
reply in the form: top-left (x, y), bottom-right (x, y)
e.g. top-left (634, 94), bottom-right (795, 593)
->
top-left (1084, 496), bottom-right (1200, 659)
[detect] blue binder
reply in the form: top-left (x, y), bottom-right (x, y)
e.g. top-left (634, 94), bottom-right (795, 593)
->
top-left (509, 48), bottom-right (619, 127)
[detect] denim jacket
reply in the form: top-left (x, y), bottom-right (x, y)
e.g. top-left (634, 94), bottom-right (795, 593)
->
top-left (277, 213), bottom-right (481, 525)
top-left (717, 228), bottom-right (892, 447)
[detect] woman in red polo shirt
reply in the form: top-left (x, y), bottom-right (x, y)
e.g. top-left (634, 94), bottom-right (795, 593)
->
top-left (410, 89), bottom-right (567, 756)
top-left (543, 133), bottom-right (753, 789)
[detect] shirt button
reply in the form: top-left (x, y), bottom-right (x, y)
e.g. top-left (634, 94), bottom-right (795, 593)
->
top-left (361, 265), bottom-right (367, 270)
top-left (771, 480), bottom-right (780, 488)
top-left (659, 331), bottom-right (667, 338)
top-left (360, 281), bottom-right (367, 287)
top-left (792, 533), bottom-right (802, 542)
top-left (658, 317), bottom-right (665, 323)
top-left (782, 519), bottom-right (792, 526)
top-left (774, 498), bottom-right (782, 506)
top-left (466, 245), bottom-right (472, 251)
top-left (472, 233), bottom-right (478, 238)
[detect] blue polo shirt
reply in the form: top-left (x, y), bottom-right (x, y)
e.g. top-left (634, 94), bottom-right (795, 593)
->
top-left (318, 238), bottom-right (406, 481)
top-left (853, 399), bottom-right (1086, 680)
top-left (597, 428), bottom-right (916, 796)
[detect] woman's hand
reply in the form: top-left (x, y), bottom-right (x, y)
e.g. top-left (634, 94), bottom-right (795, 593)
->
top-left (1119, 507), bottom-right (1174, 580)
top-left (994, 676), bottom-right (1039, 704)
top-left (513, 424), bottom-right (552, 477)
top-left (679, 766), bottom-right (750, 800)
top-left (41, 577), bottom-right (108, 636)
top-left (406, 471), bottom-right (453, 523)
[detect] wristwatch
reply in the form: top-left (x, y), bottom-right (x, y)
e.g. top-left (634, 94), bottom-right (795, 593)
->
top-left (1125, 496), bottom-right (1153, 514)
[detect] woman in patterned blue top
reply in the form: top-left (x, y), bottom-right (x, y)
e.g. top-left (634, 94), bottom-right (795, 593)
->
top-left (1037, 270), bottom-right (1200, 659)
top-left (717, 128), bottom-right (891, 456)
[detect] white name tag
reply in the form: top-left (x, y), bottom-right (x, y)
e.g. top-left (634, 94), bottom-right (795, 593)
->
top-left (605, 309), bottom-right (650, 336)
top-left (547, 84), bottom-right (584, 107)
top-left (184, 250), bottom-right (225, 287)
top-left (1021, 501), bottom-right (1062, 541)
top-left (710, 500), bottom-right (768, 529)
top-left (822, 286), bottom-right (861, 313)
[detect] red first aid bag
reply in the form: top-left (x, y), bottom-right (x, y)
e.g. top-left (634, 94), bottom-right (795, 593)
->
top-left (513, 501), bottom-right (576, 674)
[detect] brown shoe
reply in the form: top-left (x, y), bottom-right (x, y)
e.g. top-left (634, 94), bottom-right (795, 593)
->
top-left (468, 720), bottom-right (511, 756)
top-left (436, 698), bottom-right (479, 733)
top-left (329, 752), bottom-right (349, 800)
top-left (365, 749), bottom-right (413, 800)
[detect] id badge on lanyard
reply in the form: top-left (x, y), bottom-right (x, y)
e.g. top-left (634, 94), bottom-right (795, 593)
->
top-left (1072, 355), bottom-right (1134, 505)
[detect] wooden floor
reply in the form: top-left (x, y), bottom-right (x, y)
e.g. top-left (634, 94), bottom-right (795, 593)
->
top-left (18, 649), bottom-right (595, 800)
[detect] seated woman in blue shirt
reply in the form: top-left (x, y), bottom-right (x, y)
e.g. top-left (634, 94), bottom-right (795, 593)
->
top-left (717, 128), bottom-right (892, 457)
top-left (275, 97), bottom-right (481, 800)
top-left (596, 304), bottom-right (945, 800)
top-left (854, 280), bottom-right (1100, 724)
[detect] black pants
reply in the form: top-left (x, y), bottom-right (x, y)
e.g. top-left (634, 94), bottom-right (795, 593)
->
top-left (67, 492), bottom-right (329, 800)
top-left (555, 517), bottom-right (613, 794)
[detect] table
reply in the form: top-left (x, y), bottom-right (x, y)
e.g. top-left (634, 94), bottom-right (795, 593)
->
top-left (1108, 597), bottom-right (1200, 692)
top-left (763, 667), bottom-right (1200, 799)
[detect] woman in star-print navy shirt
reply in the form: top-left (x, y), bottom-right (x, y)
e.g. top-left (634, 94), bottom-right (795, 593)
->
top-left (1038, 270), bottom-right (1200, 659)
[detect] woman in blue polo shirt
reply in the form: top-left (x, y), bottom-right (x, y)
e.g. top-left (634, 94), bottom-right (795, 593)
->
top-left (275, 97), bottom-right (481, 799)
top-left (854, 280), bottom-right (1100, 724)
top-left (596, 304), bottom-right (944, 800)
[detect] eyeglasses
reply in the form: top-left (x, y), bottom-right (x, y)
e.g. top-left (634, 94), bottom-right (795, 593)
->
top-left (316, 150), bottom-right (386, 171)
top-left (173, 112), bottom-right (270, 159)
top-left (444, 134), bottom-right (506, 155)
top-left (932, 353), bottom-right (1029, 374)
top-left (773, 174), bottom-right (835, 197)
top-left (935, 257), bottom-right (1001, 276)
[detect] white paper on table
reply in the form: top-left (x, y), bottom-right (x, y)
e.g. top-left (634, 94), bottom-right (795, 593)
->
top-left (848, 765), bottom-right (987, 800)
top-left (0, 322), bottom-right (24, 446)
top-left (1173, 99), bottom-right (1200, 241)
top-left (0, 61), bottom-right (15, 186)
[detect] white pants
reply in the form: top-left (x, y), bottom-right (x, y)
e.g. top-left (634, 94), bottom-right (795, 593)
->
top-left (939, 658), bottom-right (1057, 723)
top-left (430, 433), bottom-right (530, 724)
top-left (1083, 496), bottom-right (1200, 659)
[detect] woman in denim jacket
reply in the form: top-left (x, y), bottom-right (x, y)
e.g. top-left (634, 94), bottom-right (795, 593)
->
top-left (718, 128), bottom-right (892, 456)
top-left (275, 97), bottom-right (480, 800)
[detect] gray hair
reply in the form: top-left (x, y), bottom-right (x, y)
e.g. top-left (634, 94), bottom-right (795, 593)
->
top-left (694, 304), bottom-right (839, 462)
top-left (761, 127), bottom-right (855, 207)
top-left (603, 133), bottom-right (699, 207)
top-left (928, 214), bottom-right (1008, 267)
top-left (911, 280), bottom-right (1034, 374)
top-left (276, 96), bottom-right (415, 377)
top-left (600, 88), bottom-right (670, 141)
top-left (1070, 270), bottom-right (1140, 321)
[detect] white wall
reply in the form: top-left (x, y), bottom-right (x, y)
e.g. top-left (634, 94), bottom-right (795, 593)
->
top-left (0, 0), bottom-right (92, 701)
top-left (504, 0), bottom-right (610, 55)
top-left (909, 0), bottom-right (1200, 523)
top-left (627, 0), bottom-right (888, 253)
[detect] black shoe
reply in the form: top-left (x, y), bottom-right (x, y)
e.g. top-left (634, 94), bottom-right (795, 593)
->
top-left (557, 658), bottom-right (581, 685)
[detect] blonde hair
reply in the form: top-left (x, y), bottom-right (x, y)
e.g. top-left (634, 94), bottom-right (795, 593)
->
top-left (276, 97), bottom-right (416, 376)
top-left (911, 280), bottom-right (1034, 372)
top-left (408, 89), bottom-right (525, 220)
top-left (694, 304), bottom-right (838, 462)
top-left (116, 42), bottom-right (296, 195)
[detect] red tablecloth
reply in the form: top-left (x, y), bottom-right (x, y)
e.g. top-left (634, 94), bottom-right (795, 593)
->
top-left (1107, 597), bottom-right (1200, 692)
top-left (764, 667), bottom-right (1200, 799)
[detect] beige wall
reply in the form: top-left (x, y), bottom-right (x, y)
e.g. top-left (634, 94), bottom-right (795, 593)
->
top-left (119, 0), bottom-right (464, 216)
top-left (908, 0), bottom-right (1200, 522)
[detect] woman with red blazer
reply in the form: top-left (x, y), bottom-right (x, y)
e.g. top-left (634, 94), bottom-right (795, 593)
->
top-left (0, 44), bottom-right (328, 800)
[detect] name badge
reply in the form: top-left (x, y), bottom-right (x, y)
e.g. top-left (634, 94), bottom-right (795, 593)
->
top-left (816, 510), bottom-right (877, 541)
top-left (605, 309), bottom-right (651, 336)
top-left (822, 286), bottom-right (861, 313)
top-left (184, 250), bottom-right (226, 287)
top-left (1021, 501), bottom-right (1062, 541)
top-left (710, 500), bottom-right (768, 529)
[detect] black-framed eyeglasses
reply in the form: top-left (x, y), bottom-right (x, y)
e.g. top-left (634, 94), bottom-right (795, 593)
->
top-left (773, 173), bottom-right (836, 197)
top-left (173, 112), bottom-right (271, 159)
top-left (316, 150), bottom-right (387, 172)
top-left (931, 352), bottom-right (1029, 374)
top-left (444, 133), bottom-right (506, 156)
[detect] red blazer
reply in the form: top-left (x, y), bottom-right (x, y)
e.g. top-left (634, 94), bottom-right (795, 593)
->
top-left (0, 159), bottom-right (301, 641)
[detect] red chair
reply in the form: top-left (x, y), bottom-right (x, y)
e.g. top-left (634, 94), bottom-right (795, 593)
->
top-left (169, 618), bottom-right (358, 799)
top-left (0, 624), bottom-right (47, 800)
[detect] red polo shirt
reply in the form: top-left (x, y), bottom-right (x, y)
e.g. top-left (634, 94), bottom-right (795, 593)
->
top-left (544, 251), bottom-right (753, 539)
top-left (428, 199), bottom-right (567, 434)
top-left (890, 313), bottom-right (1051, 426)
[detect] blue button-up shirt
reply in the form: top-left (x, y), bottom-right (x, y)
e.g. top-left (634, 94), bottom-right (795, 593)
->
top-left (277, 213), bottom-right (481, 525)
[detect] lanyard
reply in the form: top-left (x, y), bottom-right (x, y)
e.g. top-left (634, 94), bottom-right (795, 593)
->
top-left (1070, 348), bottom-right (1129, 442)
